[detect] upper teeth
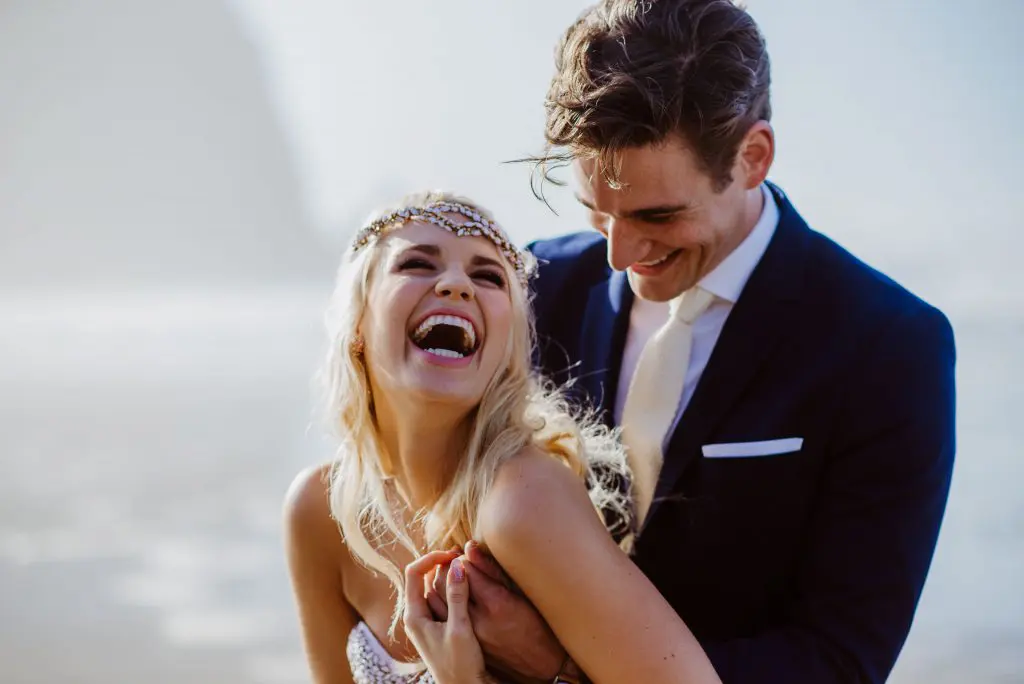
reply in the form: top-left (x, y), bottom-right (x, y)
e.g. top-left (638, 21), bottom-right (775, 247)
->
top-left (637, 253), bottom-right (671, 267)
top-left (413, 314), bottom-right (477, 349)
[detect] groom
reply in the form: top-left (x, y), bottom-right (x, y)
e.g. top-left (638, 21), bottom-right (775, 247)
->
top-left (431, 1), bottom-right (957, 682)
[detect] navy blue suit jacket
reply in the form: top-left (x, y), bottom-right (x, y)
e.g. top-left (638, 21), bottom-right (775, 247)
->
top-left (526, 183), bottom-right (956, 684)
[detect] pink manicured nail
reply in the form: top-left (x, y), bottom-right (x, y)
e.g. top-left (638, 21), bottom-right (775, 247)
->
top-left (452, 558), bottom-right (465, 582)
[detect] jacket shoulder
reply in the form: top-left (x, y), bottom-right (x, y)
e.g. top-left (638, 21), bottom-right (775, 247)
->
top-left (802, 228), bottom-right (954, 353)
top-left (526, 232), bottom-right (610, 301)
top-left (527, 231), bottom-right (606, 263)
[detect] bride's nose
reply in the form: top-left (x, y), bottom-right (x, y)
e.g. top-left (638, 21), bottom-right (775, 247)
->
top-left (435, 269), bottom-right (474, 302)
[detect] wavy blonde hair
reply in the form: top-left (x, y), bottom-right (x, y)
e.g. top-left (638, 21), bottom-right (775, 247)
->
top-left (317, 190), bottom-right (632, 631)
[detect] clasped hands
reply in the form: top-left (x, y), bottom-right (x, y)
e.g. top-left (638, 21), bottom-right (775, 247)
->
top-left (404, 541), bottom-right (568, 684)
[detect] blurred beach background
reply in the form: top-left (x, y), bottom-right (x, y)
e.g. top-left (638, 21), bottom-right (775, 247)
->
top-left (0, 0), bottom-right (1021, 682)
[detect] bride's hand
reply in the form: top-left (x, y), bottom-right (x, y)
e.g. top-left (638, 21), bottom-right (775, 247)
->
top-left (404, 550), bottom-right (494, 684)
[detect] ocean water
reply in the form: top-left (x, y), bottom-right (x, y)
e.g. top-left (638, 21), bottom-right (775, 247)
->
top-left (1, 1), bottom-right (1020, 681)
top-left (0, 284), bottom-right (1020, 683)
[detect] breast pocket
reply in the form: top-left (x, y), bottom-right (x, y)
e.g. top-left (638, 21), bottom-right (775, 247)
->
top-left (647, 437), bottom-right (817, 625)
top-left (691, 437), bottom-right (814, 534)
top-left (702, 437), bottom-right (804, 459)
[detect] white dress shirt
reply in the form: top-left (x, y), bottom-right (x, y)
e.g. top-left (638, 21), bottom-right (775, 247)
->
top-left (613, 184), bottom-right (780, 442)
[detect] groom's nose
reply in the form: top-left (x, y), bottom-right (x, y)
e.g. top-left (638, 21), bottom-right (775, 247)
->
top-left (606, 220), bottom-right (651, 271)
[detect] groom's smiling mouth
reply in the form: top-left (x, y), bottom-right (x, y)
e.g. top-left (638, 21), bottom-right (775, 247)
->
top-left (632, 248), bottom-right (684, 274)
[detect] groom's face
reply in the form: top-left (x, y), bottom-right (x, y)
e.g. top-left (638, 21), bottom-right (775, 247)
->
top-left (572, 134), bottom-right (759, 302)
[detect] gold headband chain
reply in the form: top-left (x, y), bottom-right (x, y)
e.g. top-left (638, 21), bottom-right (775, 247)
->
top-left (349, 201), bottom-right (534, 286)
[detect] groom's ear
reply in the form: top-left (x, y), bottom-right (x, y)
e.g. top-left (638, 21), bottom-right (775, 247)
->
top-left (737, 120), bottom-right (775, 190)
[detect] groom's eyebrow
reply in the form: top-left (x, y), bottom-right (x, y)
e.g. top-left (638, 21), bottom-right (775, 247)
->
top-left (574, 194), bottom-right (690, 219)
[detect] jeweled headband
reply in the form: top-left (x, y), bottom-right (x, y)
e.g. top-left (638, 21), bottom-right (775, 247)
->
top-left (349, 201), bottom-right (534, 286)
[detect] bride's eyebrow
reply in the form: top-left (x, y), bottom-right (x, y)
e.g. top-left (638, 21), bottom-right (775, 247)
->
top-left (389, 244), bottom-right (442, 264)
top-left (471, 255), bottom-right (504, 270)
top-left (398, 244), bottom-right (504, 270)
top-left (399, 244), bottom-right (442, 258)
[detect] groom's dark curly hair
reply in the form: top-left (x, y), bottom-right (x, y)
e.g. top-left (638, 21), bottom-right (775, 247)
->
top-left (534, 0), bottom-right (772, 194)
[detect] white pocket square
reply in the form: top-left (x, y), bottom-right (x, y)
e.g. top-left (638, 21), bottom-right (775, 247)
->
top-left (702, 438), bottom-right (804, 459)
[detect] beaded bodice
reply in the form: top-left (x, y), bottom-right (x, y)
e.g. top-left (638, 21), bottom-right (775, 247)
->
top-left (346, 622), bottom-right (434, 684)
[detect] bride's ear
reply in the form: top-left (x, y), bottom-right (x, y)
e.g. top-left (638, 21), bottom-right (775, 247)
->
top-left (350, 333), bottom-right (366, 358)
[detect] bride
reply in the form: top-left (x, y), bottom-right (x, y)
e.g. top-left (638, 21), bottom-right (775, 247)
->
top-left (284, 191), bottom-right (720, 684)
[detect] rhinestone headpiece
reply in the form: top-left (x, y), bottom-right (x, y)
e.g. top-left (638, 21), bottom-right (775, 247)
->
top-left (349, 201), bottom-right (533, 286)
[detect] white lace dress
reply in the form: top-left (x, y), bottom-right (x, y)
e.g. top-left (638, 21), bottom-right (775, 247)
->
top-left (346, 622), bottom-right (435, 683)
top-left (346, 620), bottom-right (517, 684)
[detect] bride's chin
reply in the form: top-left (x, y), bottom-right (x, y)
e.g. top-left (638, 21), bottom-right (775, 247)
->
top-left (393, 376), bottom-right (481, 407)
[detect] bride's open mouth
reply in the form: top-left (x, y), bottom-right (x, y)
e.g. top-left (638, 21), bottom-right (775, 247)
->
top-left (408, 313), bottom-right (480, 361)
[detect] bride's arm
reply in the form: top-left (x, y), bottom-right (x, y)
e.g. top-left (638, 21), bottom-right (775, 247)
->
top-left (284, 465), bottom-right (358, 684)
top-left (477, 450), bottom-right (721, 684)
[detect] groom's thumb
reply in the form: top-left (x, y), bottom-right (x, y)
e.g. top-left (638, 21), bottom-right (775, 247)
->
top-left (445, 558), bottom-right (471, 633)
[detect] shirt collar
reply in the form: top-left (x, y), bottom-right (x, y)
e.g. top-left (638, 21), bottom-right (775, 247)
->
top-left (698, 183), bottom-right (779, 304)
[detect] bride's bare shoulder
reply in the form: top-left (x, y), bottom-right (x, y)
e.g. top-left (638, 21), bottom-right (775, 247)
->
top-left (477, 446), bottom-right (593, 550)
top-left (283, 464), bottom-right (341, 551)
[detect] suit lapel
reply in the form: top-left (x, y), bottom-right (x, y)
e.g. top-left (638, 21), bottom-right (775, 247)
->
top-left (578, 269), bottom-right (633, 426)
top-left (644, 184), bottom-right (810, 527)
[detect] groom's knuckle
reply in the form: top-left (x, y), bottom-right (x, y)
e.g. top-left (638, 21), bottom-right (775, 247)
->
top-left (490, 592), bottom-right (510, 613)
top-left (448, 621), bottom-right (472, 640)
top-left (475, 621), bottom-right (495, 643)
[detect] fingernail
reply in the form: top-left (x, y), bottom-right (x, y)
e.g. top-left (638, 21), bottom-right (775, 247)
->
top-left (452, 558), bottom-right (465, 582)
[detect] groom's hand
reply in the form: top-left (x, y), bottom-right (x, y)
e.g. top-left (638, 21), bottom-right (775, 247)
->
top-left (424, 541), bottom-right (567, 682)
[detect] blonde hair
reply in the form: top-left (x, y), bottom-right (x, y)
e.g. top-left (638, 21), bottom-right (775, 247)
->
top-left (317, 190), bottom-right (632, 632)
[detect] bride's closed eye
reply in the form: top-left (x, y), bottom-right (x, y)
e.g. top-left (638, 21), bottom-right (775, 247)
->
top-left (473, 270), bottom-right (506, 288)
top-left (396, 257), bottom-right (506, 289)
top-left (397, 257), bottom-right (434, 271)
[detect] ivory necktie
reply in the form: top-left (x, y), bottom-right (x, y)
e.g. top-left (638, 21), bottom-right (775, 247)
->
top-left (620, 286), bottom-right (716, 526)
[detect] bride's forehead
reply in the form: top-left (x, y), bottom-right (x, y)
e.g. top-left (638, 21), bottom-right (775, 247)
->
top-left (386, 221), bottom-right (503, 260)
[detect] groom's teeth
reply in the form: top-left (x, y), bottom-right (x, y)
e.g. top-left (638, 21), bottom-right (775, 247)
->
top-left (426, 348), bottom-right (465, 359)
top-left (638, 253), bottom-right (670, 267)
